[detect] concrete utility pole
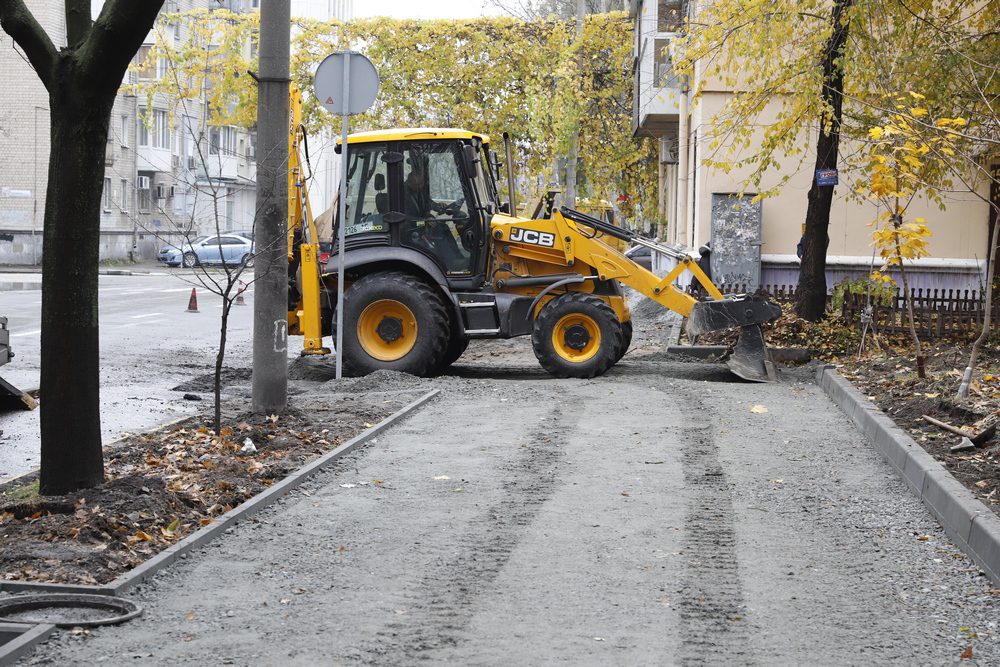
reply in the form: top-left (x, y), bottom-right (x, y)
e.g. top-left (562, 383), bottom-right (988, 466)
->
top-left (252, 0), bottom-right (291, 414)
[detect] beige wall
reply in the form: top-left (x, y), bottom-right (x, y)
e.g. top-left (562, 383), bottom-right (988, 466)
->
top-left (691, 91), bottom-right (991, 263)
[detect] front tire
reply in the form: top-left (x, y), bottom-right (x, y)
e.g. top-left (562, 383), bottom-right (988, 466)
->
top-left (531, 293), bottom-right (622, 379)
top-left (182, 252), bottom-right (198, 268)
top-left (341, 271), bottom-right (449, 377)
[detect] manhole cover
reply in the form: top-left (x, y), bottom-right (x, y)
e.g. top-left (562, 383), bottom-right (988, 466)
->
top-left (0, 594), bottom-right (142, 628)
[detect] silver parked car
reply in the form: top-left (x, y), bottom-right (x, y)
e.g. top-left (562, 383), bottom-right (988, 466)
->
top-left (158, 234), bottom-right (254, 268)
top-left (624, 244), bottom-right (652, 271)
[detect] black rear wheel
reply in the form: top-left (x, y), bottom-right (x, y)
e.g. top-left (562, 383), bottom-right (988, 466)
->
top-left (614, 318), bottom-right (633, 362)
top-left (340, 271), bottom-right (449, 377)
top-left (440, 333), bottom-right (469, 370)
top-left (531, 293), bottom-right (621, 379)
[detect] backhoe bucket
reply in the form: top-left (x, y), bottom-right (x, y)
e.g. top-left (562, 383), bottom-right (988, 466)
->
top-left (687, 295), bottom-right (781, 383)
top-left (0, 375), bottom-right (36, 411)
top-left (727, 325), bottom-right (776, 382)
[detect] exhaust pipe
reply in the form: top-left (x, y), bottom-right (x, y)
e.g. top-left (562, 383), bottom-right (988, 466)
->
top-left (503, 132), bottom-right (516, 215)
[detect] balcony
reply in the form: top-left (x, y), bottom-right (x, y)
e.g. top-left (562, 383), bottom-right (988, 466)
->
top-left (632, 1), bottom-right (685, 138)
top-left (633, 35), bottom-right (682, 137)
top-left (135, 146), bottom-right (171, 174)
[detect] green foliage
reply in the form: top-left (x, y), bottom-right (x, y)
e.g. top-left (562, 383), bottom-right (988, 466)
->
top-left (135, 11), bottom-right (658, 215)
top-left (1, 480), bottom-right (39, 504)
top-left (830, 276), bottom-right (895, 311)
top-left (673, 0), bottom-right (998, 201)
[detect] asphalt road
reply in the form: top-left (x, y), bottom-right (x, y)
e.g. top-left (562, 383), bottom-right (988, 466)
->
top-left (0, 269), bottom-right (265, 481)
top-left (22, 299), bottom-right (1000, 665)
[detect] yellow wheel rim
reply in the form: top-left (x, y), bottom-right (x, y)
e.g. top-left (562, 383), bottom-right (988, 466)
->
top-left (551, 313), bottom-right (601, 363)
top-left (357, 299), bottom-right (418, 361)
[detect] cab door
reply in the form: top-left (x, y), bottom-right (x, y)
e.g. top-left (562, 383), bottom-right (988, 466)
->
top-left (395, 141), bottom-right (482, 282)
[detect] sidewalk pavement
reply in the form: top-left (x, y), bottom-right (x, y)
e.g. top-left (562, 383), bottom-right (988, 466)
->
top-left (0, 260), bottom-right (166, 276)
top-left (23, 362), bottom-right (1000, 666)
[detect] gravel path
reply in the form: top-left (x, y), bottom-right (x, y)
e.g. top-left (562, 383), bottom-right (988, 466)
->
top-left (21, 304), bottom-right (1000, 665)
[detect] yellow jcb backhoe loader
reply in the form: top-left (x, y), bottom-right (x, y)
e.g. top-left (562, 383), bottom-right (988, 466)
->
top-left (285, 119), bottom-right (780, 381)
top-left (0, 316), bottom-right (36, 410)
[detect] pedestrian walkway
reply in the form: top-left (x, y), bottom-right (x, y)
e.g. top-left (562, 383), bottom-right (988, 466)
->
top-left (25, 361), bottom-right (1000, 665)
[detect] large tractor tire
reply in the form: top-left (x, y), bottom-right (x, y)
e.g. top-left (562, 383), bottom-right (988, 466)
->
top-left (440, 333), bottom-right (469, 371)
top-left (614, 318), bottom-right (633, 363)
top-left (341, 271), bottom-right (449, 377)
top-left (531, 293), bottom-right (622, 379)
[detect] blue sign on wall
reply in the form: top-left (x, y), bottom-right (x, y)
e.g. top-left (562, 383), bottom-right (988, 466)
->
top-left (815, 169), bottom-right (839, 187)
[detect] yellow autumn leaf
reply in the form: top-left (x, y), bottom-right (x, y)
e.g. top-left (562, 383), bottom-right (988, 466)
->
top-left (909, 107), bottom-right (928, 118)
top-left (868, 126), bottom-right (885, 140)
top-left (750, 405), bottom-right (769, 413)
top-left (136, 530), bottom-right (154, 542)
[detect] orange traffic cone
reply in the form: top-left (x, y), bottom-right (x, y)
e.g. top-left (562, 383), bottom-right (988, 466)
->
top-left (186, 287), bottom-right (200, 313)
top-left (235, 281), bottom-right (246, 306)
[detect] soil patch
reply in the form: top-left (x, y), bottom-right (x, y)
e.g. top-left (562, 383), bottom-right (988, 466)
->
top-left (0, 379), bottom-right (423, 586)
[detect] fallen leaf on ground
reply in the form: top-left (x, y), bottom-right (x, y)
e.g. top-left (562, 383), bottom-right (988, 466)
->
top-left (750, 405), bottom-right (769, 414)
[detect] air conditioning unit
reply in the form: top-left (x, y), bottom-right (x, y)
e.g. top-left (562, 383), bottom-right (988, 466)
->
top-left (136, 176), bottom-right (151, 190)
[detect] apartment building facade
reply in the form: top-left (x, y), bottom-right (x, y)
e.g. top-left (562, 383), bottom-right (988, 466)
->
top-left (0, 0), bottom-right (352, 265)
top-left (631, 0), bottom-right (992, 292)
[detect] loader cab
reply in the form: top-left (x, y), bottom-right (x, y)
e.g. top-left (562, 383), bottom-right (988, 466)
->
top-left (334, 129), bottom-right (498, 290)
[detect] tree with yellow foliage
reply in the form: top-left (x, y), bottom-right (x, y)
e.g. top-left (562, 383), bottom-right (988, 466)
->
top-left (135, 11), bottom-right (656, 218)
top-left (859, 95), bottom-right (964, 379)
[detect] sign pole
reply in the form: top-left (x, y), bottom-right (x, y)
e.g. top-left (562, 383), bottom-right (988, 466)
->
top-left (335, 52), bottom-right (351, 381)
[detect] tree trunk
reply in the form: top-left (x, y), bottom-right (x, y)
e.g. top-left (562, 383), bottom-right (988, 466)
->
top-left (215, 296), bottom-right (231, 434)
top-left (39, 71), bottom-right (113, 494)
top-left (794, 0), bottom-right (853, 322)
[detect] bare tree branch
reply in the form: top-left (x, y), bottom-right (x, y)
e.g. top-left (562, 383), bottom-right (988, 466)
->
top-left (0, 0), bottom-right (58, 90)
top-left (65, 0), bottom-right (92, 47)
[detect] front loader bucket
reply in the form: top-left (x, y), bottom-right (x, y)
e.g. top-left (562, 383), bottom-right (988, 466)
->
top-left (727, 325), bottom-right (776, 382)
top-left (687, 295), bottom-right (781, 383)
top-left (0, 375), bottom-right (36, 411)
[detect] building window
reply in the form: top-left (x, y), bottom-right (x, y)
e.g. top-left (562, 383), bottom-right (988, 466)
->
top-left (103, 178), bottom-right (111, 211)
top-left (138, 108), bottom-right (149, 146)
top-left (137, 175), bottom-right (152, 212)
top-left (209, 126), bottom-right (237, 156)
top-left (657, 0), bottom-right (684, 32)
top-left (120, 179), bottom-right (130, 213)
top-left (654, 38), bottom-right (679, 88)
top-left (155, 110), bottom-right (170, 149)
top-left (120, 115), bottom-right (129, 147)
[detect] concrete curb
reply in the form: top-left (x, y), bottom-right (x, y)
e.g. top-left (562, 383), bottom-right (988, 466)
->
top-left (0, 389), bottom-right (440, 597)
top-left (817, 365), bottom-right (1000, 586)
top-left (0, 623), bottom-right (56, 666)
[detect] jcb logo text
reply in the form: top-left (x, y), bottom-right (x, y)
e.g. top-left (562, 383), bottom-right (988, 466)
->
top-left (509, 227), bottom-right (555, 247)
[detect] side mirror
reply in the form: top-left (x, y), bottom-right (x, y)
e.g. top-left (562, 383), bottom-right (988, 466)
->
top-left (499, 202), bottom-right (510, 214)
top-left (374, 173), bottom-right (385, 191)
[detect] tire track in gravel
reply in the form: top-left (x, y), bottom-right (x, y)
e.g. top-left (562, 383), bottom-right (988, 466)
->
top-left (358, 402), bottom-right (571, 664)
top-left (650, 379), bottom-right (756, 666)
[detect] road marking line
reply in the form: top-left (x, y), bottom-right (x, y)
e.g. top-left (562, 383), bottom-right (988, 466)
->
top-left (130, 313), bottom-right (165, 319)
top-left (10, 330), bottom-right (40, 338)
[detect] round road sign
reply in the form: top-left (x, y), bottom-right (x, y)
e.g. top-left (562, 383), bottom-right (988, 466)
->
top-left (314, 51), bottom-right (379, 116)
